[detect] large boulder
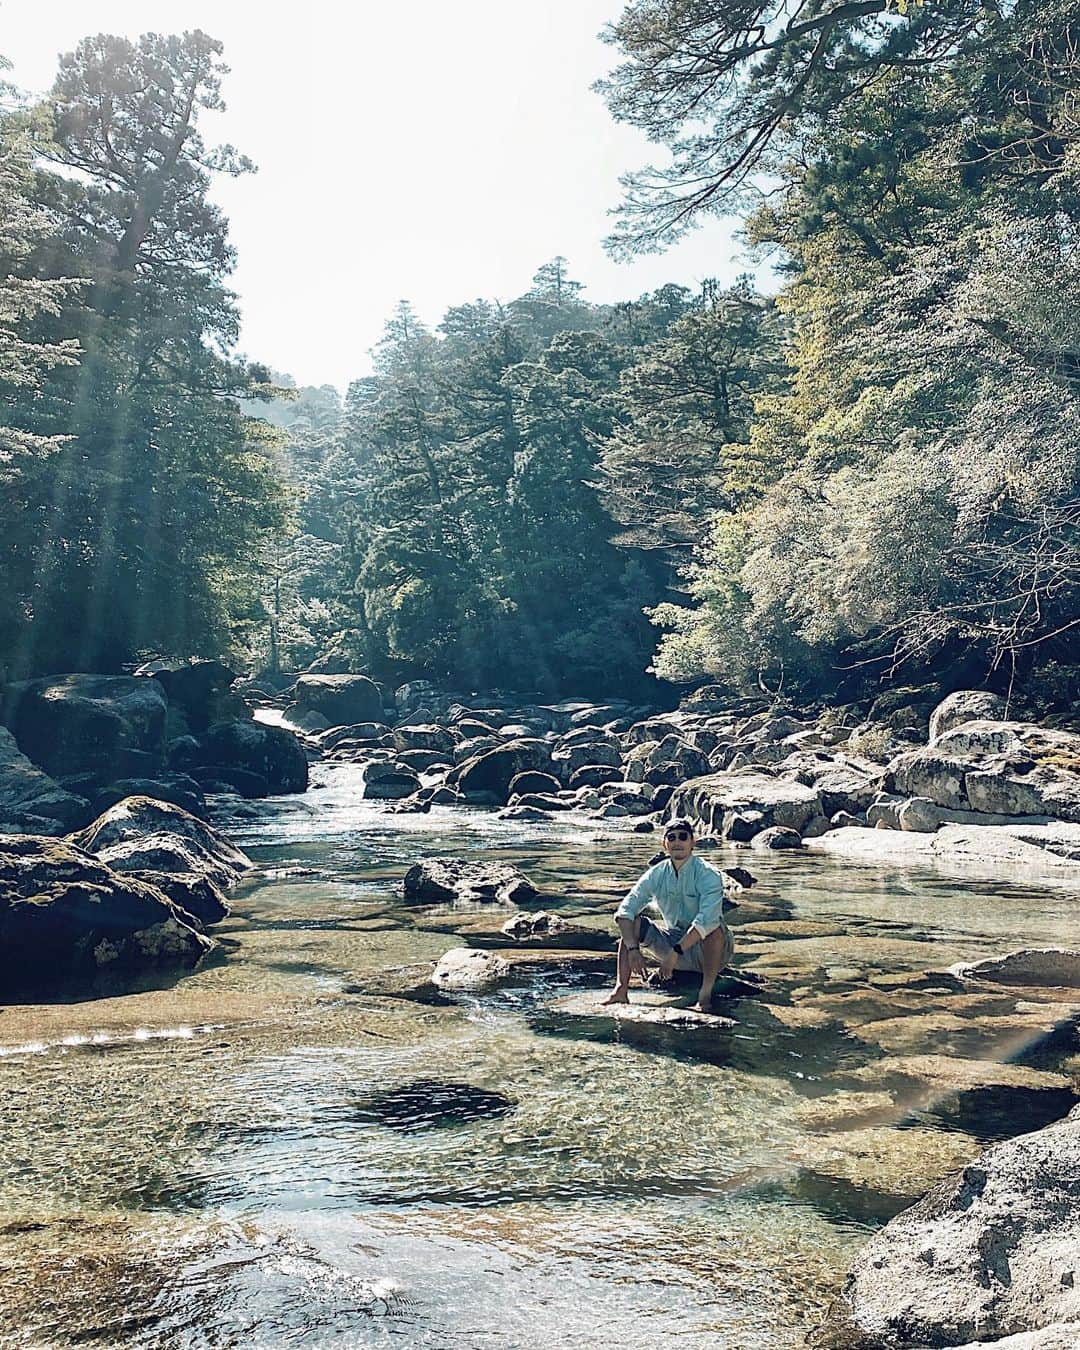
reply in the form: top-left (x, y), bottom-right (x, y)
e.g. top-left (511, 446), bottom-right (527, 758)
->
top-left (291, 674), bottom-right (384, 726)
top-left (811, 763), bottom-right (881, 818)
top-left (0, 675), bottom-right (167, 781)
top-left (392, 724), bottom-right (456, 755)
top-left (362, 762), bottom-right (422, 800)
top-left (151, 660), bottom-right (248, 733)
top-left (889, 721), bottom-right (1080, 824)
top-left (0, 834), bottom-right (211, 990)
top-left (550, 737), bottom-right (623, 779)
top-left (449, 739), bottom-right (553, 802)
top-left (818, 1107), bottom-right (1080, 1348)
top-left (930, 689), bottom-right (1009, 742)
top-left (191, 720), bottom-right (308, 795)
top-left (0, 726), bottom-right (89, 833)
top-left (671, 771), bottom-right (823, 838)
top-left (70, 795), bottom-right (250, 925)
top-left (403, 857), bottom-right (541, 906)
top-left (89, 775), bottom-right (205, 820)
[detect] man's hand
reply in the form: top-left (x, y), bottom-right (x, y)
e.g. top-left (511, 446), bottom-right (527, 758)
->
top-left (628, 950), bottom-right (647, 978)
top-left (658, 952), bottom-right (678, 980)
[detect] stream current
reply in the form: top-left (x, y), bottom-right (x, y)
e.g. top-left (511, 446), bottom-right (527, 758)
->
top-left (1, 761), bottom-right (1077, 1348)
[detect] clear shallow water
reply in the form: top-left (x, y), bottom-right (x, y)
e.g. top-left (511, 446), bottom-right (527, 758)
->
top-left (1, 761), bottom-right (1077, 1347)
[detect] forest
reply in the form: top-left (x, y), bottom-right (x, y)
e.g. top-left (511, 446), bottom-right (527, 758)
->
top-left (2, 1), bottom-right (1078, 711)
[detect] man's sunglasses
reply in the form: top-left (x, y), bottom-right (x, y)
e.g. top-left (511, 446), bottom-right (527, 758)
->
top-left (664, 830), bottom-right (692, 841)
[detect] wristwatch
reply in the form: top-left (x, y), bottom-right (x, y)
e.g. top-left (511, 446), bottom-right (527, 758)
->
top-left (673, 941), bottom-right (685, 956)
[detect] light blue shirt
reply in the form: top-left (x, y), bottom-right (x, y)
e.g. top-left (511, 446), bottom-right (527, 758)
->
top-left (614, 854), bottom-right (727, 939)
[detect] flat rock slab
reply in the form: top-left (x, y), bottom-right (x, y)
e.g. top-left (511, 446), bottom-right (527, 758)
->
top-left (546, 989), bottom-right (737, 1033)
top-left (790, 1124), bottom-right (980, 1202)
top-left (952, 948), bottom-right (1080, 989)
top-left (809, 824), bottom-right (1080, 876)
top-left (847, 1006), bottom-right (1076, 1058)
top-left (846, 1052), bottom-right (1073, 1097)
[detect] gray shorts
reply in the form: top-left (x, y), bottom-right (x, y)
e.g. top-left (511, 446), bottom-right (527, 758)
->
top-left (637, 915), bottom-right (706, 975)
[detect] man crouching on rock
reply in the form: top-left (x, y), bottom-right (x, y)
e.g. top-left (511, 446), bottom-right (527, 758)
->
top-left (603, 819), bottom-right (732, 1014)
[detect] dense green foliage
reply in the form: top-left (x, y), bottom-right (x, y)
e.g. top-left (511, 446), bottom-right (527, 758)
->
top-left (266, 275), bottom-right (752, 696)
top-left (3, 10), bottom-right (1076, 709)
top-left (601, 0), bottom-right (1080, 701)
top-left (0, 33), bottom-right (286, 678)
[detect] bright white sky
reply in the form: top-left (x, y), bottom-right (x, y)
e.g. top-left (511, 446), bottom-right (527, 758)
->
top-left (4, 1), bottom-right (759, 390)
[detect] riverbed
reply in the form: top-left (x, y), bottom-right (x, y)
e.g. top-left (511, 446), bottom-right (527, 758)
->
top-left (1, 762), bottom-right (1077, 1347)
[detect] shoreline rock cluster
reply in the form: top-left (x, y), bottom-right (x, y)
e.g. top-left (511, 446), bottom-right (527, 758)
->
top-left (0, 664), bottom-right (309, 836)
top-left (282, 677), bottom-right (1080, 873)
top-left (0, 795), bottom-right (249, 994)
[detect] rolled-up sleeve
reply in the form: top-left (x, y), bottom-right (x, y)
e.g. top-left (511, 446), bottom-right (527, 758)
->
top-left (614, 863), bottom-right (659, 923)
top-left (690, 862), bottom-right (726, 937)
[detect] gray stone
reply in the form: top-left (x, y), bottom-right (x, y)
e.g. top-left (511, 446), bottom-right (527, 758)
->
top-left (750, 825), bottom-right (804, 850)
top-left (449, 739), bottom-right (553, 802)
top-left (0, 674), bottom-right (167, 780)
top-left (403, 857), bottom-right (541, 906)
top-left (497, 805), bottom-right (553, 822)
top-left (292, 673), bottom-right (383, 726)
top-left (0, 726), bottom-right (89, 832)
top-left (930, 689), bottom-right (1008, 742)
top-left (362, 762), bottom-right (421, 799)
top-left (0, 834), bottom-right (211, 989)
top-left (194, 720), bottom-right (308, 795)
top-left (672, 770), bottom-right (823, 838)
top-left (890, 721), bottom-right (1080, 823)
top-left (431, 947), bottom-right (511, 990)
top-left (821, 1109), bottom-right (1080, 1347)
top-left (70, 795), bottom-right (249, 923)
top-left (391, 724), bottom-right (456, 754)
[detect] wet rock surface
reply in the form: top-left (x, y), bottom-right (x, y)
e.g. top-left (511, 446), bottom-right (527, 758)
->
top-left (0, 834), bottom-right (211, 991)
top-left (403, 857), bottom-right (542, 907)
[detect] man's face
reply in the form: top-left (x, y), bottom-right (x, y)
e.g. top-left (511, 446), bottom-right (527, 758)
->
top-left (662, 826), bottom-right (694, 862)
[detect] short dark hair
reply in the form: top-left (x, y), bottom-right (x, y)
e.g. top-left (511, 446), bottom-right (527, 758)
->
top-left (663, 818), bottom-right (695, 837)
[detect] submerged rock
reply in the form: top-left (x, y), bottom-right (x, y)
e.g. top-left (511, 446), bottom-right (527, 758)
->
top-left (951, 948), bottom-right (1080, 989)
top-left (354, 1079), bottom-right (516, 1132)
top-left (817, 1106), bottom-right (1080, 1348)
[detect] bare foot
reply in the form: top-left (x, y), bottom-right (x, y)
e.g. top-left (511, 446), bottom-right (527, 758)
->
top-left (694, 999), bottom-right (714, 1014)
top-left (601, 989), bottom-right (630, 1005)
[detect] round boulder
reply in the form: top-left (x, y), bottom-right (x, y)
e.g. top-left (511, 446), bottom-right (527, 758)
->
top-left (292, 674), bottom-right (384, 726)
top-left (929, 689), bottom-right (1008, 742)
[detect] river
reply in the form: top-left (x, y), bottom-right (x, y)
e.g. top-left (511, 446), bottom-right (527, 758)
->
top-left (1, 761), bottom-right (1076, 1347)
